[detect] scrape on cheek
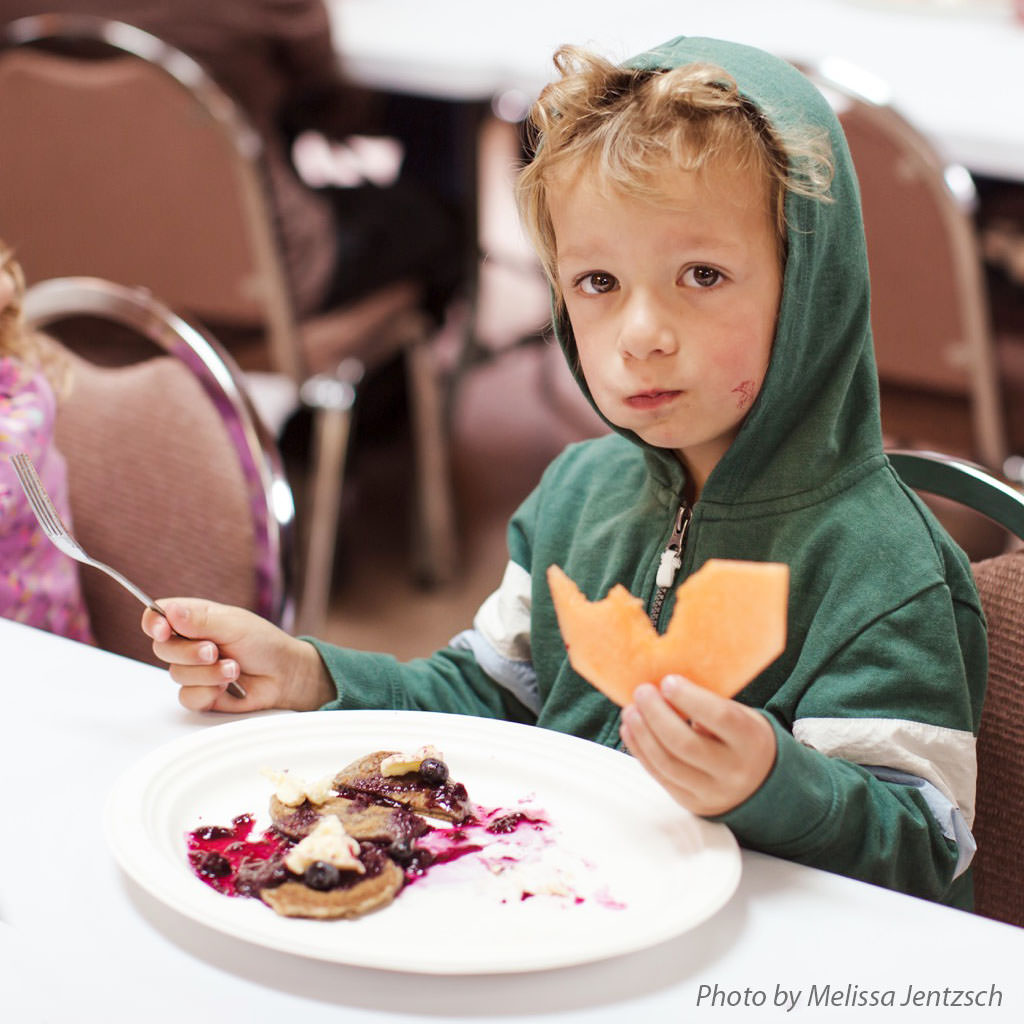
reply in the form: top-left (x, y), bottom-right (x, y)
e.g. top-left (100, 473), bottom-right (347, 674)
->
top-left (732, 380), bottom-right (757, 409)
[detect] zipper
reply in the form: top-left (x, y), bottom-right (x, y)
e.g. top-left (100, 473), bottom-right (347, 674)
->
top-left (648, 499), bottom-right (692, 628)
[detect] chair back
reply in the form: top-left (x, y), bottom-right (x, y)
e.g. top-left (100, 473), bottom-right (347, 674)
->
top-left (806, 63), bottom-right (1007, 470)
top-left (969, 550), bottom-right (1024, 929)
top-left (889, 447), bottom-right (1024, 927)
top-left (0, 15), bottom-right (460, 633)
top-left (0, 14), bottom-right (303, 381)
top-left (24, 277), bottom-right (296, 664)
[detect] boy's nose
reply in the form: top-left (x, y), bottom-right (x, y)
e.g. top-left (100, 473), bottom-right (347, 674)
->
top-left (616, 291), bottom-right (679, 361)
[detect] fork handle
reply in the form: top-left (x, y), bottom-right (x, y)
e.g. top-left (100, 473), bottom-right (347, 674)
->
top-left (150, 601), bottom-right (247, 700)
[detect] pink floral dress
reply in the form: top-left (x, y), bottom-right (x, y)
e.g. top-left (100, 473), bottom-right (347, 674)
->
top-left (1, 356), bottom-right (94, 643)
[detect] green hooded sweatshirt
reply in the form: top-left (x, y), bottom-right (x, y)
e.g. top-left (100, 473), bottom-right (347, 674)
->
top-left (312, 36), bottom-right (986, 909)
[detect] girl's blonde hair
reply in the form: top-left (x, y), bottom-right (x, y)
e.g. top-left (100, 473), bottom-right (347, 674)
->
top-left (515, 46), bottom-right (834, 295)
top-left (1, 243), bottom-right (68, 394)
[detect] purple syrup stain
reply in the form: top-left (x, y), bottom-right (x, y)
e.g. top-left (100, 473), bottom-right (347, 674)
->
top-left (185, 813), bottom-right (291, 897)
top-left (487, 811), bottom-right (547, 834)
top-left (337, 771), bottom-right (472, 822)
top-left (185, 801), bottom-right (559, 902)
top-left (593, 886), bottom-right (628, 911)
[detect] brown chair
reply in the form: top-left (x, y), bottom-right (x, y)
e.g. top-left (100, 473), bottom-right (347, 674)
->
top-left (889, 448), bottom-right (1024, 927)
top-left (804, 62), bottom-right (1013, 474)
top-left (0, 13), bottom-right (457, 635)
top-left (23, 276), bottom-right (296, 666)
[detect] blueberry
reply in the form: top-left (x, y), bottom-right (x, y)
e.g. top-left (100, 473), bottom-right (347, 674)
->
top-left (236, 856), bottom-right (287, 896)
top-left (196, 851), bottom-right (232, 879)
top-left (194, 825), bottom-right (234, 842)
top-left (303, 860), bottom-right (341, 891)
top-left (418, 758), bottom-right (449, 785)
top-left (388, 838), bottom-right (416, 865)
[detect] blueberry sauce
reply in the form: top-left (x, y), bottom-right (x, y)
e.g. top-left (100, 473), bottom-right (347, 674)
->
top-left (486, 810), bottom-right (547, 835)
top-left (336, 773), bottom-right (472, 821)
top-left (186, 814), bottom-right (290, 897)
top-left (186, 803), bottom-right (555, 903)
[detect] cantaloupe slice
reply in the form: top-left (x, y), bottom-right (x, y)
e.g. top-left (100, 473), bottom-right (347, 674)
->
top-left (547, 559), bottom-right (788, 704)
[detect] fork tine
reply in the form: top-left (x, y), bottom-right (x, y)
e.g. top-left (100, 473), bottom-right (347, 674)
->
top-left (11, 453), bottom-right (66, 537)
top-left (13, 456), bottom-right (79, 555)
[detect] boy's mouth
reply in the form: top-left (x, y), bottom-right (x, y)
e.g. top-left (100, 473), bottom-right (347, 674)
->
top-left (625, 390), bottom-right (681, 410)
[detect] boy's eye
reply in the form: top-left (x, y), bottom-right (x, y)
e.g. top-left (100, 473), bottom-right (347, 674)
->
top-left (577, 272), bottom-right (618, 295)
top-left (683, 265), bottom-right (724, 288)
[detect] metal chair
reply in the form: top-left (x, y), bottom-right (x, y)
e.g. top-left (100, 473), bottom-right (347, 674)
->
top-left (0, 13), bottom-right (457, 634)
top-left (888, 449), bottom-right (1024, 541)
top-left (888, 447), bottom-right (1024, 928)
top-left (23, 276), bottom-right (296, 666)
top-left (805, 61), bottom-right (1012, 474)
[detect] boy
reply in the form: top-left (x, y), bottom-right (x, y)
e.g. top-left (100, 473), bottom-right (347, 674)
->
top-left (144, 37), bottom-right (985, 908)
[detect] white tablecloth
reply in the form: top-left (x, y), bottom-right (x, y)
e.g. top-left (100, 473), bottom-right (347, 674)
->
top-left (331, 0), bottom-right (1024, 182)
top-left (2, 616), bottom-right (1024, 1022)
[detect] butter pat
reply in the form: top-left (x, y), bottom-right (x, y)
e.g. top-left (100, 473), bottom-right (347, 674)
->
top-left (380, 744), bottom-right (443, 777)
top-left (285, 816), bottom-right (365, 875)
top-left (261, 768), bottom-right (336, 807)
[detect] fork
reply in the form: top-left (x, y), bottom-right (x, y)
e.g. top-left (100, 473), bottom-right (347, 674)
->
top-left (9, 452), bottom-right (247, 698)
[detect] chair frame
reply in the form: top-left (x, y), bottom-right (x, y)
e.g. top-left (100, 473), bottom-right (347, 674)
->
top-left (804, 61), bottom-right (1009, 473)
top-left (887, 448), bottom-right (1024, 541)
top-left (23, 275), bottom-right (297, 633)
top-left (888, 446), bottom-right (1024, 928)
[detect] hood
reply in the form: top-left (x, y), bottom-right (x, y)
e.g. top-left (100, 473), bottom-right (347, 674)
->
top-left (553, 36), bottom-right (882, 507)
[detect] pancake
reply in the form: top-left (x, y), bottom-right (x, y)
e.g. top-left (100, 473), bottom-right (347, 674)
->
top-left (261, 854), bottom-right (404, 920)
top-left (269, 792), bottom-right (429, 844)
top-left (332, 750), bottom-right (473, 823)
top-left (190, 746), bottom-right (476, 921)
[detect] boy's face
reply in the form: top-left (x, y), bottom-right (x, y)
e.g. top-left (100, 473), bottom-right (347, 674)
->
top-left (549, 159), bottom-right (782, 493)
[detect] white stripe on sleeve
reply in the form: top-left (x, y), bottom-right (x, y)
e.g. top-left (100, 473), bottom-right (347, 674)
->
top-left (793, 716), bottom-right (977, 827)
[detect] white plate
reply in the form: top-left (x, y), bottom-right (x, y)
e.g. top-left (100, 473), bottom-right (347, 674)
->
top-left (104, 710), bottom-right (740, 974)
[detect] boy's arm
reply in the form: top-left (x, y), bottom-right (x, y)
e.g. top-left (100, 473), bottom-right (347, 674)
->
top-left (713, 585), bottom-right (984, 906)
top-left (717, 718), bottom-right (966, 901)
top-left (307, 639), bottom-right (537, 724)
top-left (309, 488), bottom-right (545, 724)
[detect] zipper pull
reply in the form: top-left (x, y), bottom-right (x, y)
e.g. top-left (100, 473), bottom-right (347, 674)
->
top-left (656, 547), bottom-right (682, 589)
top-left (655, 502), bottom-right (691, 589)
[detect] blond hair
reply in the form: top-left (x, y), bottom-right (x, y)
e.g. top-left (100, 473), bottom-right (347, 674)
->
top-left (516, 46), bottom-right (833, 295)
top-left (1, 243), bottom-right (68, 395)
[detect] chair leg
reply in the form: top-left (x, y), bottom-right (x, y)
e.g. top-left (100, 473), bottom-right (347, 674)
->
top-left (294, 364), bottom-right (361, 635)
top-left (405, 334), bottom-right (458, 585)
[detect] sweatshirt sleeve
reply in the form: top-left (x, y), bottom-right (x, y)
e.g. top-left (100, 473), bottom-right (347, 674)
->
top-left (307, 639), bottom-right (537, 724)
top-left (714, 583), bottom-right (985, 908)
top-left (719, 717), bottom-right (965, 903)
top-left (305, 483), bottom-right (545, 723)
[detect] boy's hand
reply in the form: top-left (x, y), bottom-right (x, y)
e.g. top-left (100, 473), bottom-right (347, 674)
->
top-left (141, 599), bottom-right (335, 713)
top-left (620, 674), bottom-right (776, 817)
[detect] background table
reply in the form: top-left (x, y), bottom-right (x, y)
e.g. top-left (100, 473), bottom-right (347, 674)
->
top-left (3, 616), bottom-right (1024, 1022)
top-left (331, 0), bottom-right (1024, 183)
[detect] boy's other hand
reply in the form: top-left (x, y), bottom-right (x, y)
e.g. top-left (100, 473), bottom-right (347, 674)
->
top-left (141, 598), bottom-right (334, 714)
top-left (620, 674), bottom-right (776, 817)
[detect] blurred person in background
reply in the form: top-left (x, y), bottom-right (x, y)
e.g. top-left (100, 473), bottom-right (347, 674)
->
top-left (1, 0), bottom-right (464, 321)
top-left (0, 240), bottom-right (94, 643)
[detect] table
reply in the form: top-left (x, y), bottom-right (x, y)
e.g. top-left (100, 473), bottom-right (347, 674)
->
top-left (330, 0), bottom-right (1024, 183)
top-left (3, 616), bottom-right (1024, 1023)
